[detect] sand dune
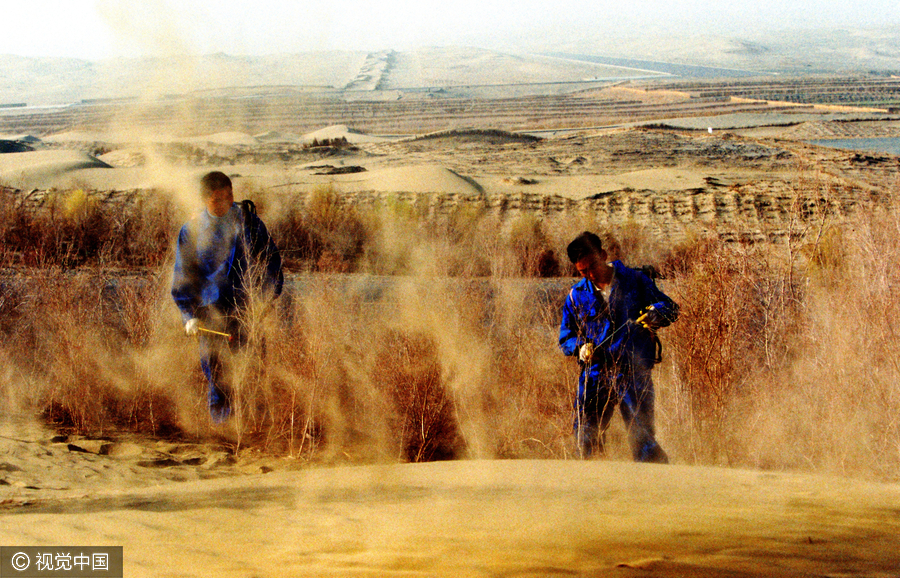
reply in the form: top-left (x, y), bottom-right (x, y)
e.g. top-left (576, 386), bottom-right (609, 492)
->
top-left (0, 150), bottom-right (112, 188)
top-left (3, 418), bottom-right (898, 577)
top-left (253, 130), bottom-right (303, 144)
top-left (301, 124), bottom-right (391, 145)
top-left (480, 168), bottom-right (710, 200)
top-left (331, 164), bottom-right (483, 196)
top-left (41, 131), bottom-right (120, 145)
top-left (180, 132), bottom-right (260, 147)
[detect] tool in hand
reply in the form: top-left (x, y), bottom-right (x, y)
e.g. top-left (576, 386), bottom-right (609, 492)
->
top-left (197, 326), bottom-right (233, 341)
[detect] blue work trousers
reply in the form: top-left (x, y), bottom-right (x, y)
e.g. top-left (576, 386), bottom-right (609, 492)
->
top-left (575, 363), bottom-right (668, 463)
top-left (198, 314), bottom-right (245, 423)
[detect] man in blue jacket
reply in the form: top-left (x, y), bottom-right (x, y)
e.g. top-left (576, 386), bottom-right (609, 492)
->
top-left (172, 171), bottom-right (284, 422)
top-left (559, 231), bottom-right (677, 462)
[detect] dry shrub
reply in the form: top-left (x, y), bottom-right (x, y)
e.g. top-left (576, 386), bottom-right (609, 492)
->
top-left (742, 211), bottom-right (900, 479)
top-left (0, 185), bottom-right (573, 459)
top-left (0, 187), bottom-right (177, 268)
top-left (258, 186), bottom-right (578, 278)
top-left (242, 278), bottom-right (388, 461)
top-left (418, 204), bottom-right (493, 277)
top-left (357, 199), bottom-right (426, 276)
top-left (0, 275), bottom-right (25, 336)
top-left (305, 186), bottom-right (370, 271)
top-left (114, 194), bottom-right (180, 267)
top-left (602, 220), bottom-right (668, 267)
top-left (267, 186), bottom-right (371, 272)
top-left (486, 279), bottom-right (574, 458)
top-left (800, 223), bottom-right (847, 285)
top-left (660, 237), bottom-right (799, 465)
top-left (372, 329), bottom-right (462, 462)
top-left (651, 204), bottom-right (900, 481)
top-left (3, 180), bottom-right (900, 480)
top-left (1, 271), bottom-right (183, 436)
top-left (497, 215), bottom-right (561, 277)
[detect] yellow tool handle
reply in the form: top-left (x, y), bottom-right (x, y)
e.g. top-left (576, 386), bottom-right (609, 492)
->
top-left (198, 327), bottom-right (232, 339)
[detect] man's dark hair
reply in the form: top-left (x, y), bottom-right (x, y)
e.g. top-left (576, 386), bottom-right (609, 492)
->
top-left (200, 171), bottom-right (232, 198)
top-left (566, 231), bottom-right (604, 264)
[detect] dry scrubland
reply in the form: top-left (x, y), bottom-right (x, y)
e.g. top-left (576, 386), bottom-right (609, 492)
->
top-left (3, 68), bottom-right (900, 573)
top-left (1, 150), bottom-right (899, 480)
top-left (1, 70), bottom-right (900, 479)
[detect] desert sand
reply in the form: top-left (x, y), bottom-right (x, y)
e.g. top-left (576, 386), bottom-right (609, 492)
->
top-left (2, 74), bottom-right (900, 576)
top-left (3, 413), bottom-right (900, 577)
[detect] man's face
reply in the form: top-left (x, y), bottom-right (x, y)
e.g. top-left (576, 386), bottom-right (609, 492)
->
top-left (205, 186), bottom-right (234, 217)
top-left (575, 250), bottom-right (609, 284)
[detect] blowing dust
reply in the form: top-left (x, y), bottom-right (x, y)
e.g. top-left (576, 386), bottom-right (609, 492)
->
top-left (1, 189), bottom-right (898, 482)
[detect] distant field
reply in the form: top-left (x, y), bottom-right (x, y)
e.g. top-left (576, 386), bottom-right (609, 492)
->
top-left (658, 76), bottom-right (900, 109)
top-left (2, 75), bottom-right (898, 137)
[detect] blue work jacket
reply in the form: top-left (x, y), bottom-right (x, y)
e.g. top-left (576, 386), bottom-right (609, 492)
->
top-left (559, 260), bottom-right (678, 372)
top-left (171, 203), bottom-right (283, 322)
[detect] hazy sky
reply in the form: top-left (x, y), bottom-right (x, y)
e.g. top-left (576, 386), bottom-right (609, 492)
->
top-left (3, 0), bottom-right (898, 60)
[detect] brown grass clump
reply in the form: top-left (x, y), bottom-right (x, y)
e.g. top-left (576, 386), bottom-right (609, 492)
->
top-left (0, 186), bottom-right (178, 268)
top-left (748, 211), bottom-right (900, 479)
top-left (267, 185), bottom-right (371, 272)
top-left (2, 271), bottom-right (184, 436)
top-left (660, 237), bottom-right (800, 465)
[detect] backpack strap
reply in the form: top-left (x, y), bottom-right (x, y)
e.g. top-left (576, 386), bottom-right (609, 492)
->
top-left (240, 199), bottom-right (260, 253)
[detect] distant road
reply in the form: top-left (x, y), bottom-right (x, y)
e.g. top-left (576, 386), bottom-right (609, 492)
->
top-left (809, 137), bottom-right (900, 155)
top-left (542, 53), bottom-right (768, 79)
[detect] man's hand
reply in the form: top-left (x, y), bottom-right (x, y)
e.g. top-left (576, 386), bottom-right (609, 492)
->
top-left (185, 318), bottom-right (200, 336)
top-left (579, 343), bottom-right (594, 364)
top-left (642, 308), bottom-right (664, 330)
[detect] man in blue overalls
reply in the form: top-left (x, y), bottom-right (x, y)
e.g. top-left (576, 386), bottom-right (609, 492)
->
top-left (172, 171), bottom-right (283, 422)
top-left (559, 231), bottom-right (677, 462)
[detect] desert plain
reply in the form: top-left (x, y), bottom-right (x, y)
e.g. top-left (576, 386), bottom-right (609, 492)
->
top-left (1, 49), bottom-right (900, 577)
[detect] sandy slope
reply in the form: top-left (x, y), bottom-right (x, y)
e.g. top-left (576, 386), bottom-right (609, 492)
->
top-left (3, 437), bottom-right (899, 577)
top-left (0, 124), bottom-right (753, 196)
top-left (0, 132), bottom-right (712, 200)
top-left (302, 124), bottom-right (392, 145)
top-left (0, 150), bottom-right (112, 188)
top-left (2, 417), bottom-right (899, 577)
